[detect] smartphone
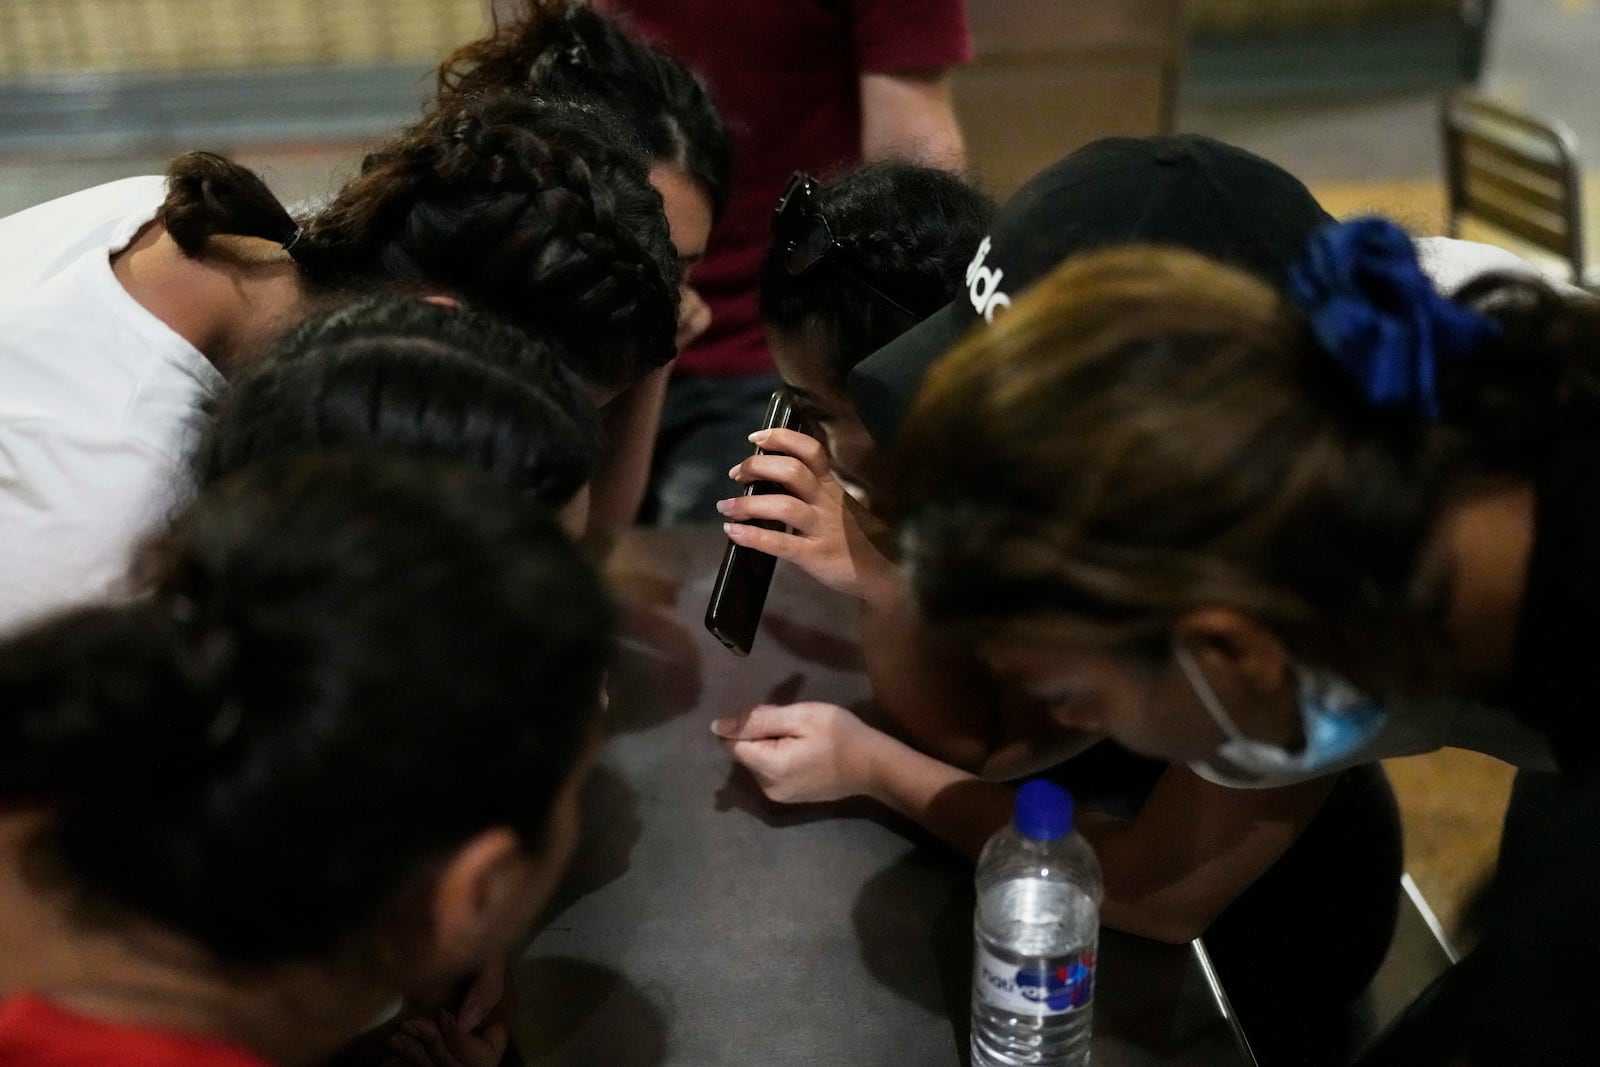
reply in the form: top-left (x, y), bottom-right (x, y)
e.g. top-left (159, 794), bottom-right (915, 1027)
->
top-left (705, 389), bottom-right (809, 656)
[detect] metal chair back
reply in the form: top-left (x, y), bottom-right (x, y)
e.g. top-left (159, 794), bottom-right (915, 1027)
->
top-left (1441, 89), bottom-right (1591, 288)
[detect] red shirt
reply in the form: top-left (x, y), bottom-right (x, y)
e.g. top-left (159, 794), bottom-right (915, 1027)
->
top-left (599, 0), bottom-right (972, 377)
top-left (0, 996), bottom-right (274, 1067)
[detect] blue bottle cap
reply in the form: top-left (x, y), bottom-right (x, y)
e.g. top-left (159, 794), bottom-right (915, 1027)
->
top-left (1015, 779), bottom-right (1074, 841)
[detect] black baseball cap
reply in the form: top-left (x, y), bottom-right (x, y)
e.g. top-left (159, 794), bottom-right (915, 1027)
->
top-left (847, 134), bottom-right (1334, 445)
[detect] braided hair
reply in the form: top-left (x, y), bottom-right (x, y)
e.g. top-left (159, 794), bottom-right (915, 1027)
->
top-left (158, 90), bottom-right (679, 393)
top-left (438, 0), bottom-right (730, 219)
top-left (193, 296), bottom-right (599, 507)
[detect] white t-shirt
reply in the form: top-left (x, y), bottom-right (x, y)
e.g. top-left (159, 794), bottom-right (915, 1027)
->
top-left (1415, 235), bottom-right (1559, 294)
top-left (0, 177), bottom-right (223, 636)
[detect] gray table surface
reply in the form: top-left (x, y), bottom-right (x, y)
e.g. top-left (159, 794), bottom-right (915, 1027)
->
top-left (513, 529), bottom-right (1254, 1067)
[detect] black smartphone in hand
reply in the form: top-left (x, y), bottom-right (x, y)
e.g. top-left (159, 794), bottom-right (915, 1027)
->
top-left (705, 389), bottom-right (808, 656)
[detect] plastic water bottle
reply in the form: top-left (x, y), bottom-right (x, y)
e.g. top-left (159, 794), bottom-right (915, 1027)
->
top-left (971, 779), bottom-right (1103, 1067)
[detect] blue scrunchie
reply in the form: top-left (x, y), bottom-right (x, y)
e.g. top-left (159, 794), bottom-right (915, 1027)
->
top-left (1287, 216), bottom-right (1500, 420)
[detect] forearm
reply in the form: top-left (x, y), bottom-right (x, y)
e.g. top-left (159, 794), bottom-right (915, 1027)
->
top-left (858, 728), bottom-right (1013, 860)
top-left (860, 583), bottom-right (1000, 771)
top-left (860, 70), bottom-right (967, 170)
top-left (1072, 814), bottom-right (1218, 944)
top-left (1076, 773), bottom-right (1338, 944)
top-left (859, 734), bottom-right (1277, 941)
top-left (859, 584), bottom-right (1100, 778)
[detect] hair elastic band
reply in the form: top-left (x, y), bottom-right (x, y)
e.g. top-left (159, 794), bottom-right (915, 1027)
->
top-left (282, 228), bottom-right (305, 254)
top-left (1287, 216), bottom-right (1500, 420)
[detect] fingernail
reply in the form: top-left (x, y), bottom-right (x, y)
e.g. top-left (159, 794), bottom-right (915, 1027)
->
top-left (722, 522), bottom-right (740, 537)
top-left (748, 430), bottom-right (770, 444)
top-left (715, 499), bottom-right (734, 515)
top-left (710, 718), bottom-right (732, 735)
top-left (727, 464), bottom-right (741, 479)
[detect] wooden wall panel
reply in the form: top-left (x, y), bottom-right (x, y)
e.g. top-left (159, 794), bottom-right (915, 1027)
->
top-left (953, 0), bottom-right (1185, 197)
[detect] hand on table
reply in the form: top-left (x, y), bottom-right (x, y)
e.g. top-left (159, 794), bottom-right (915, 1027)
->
top-left (718, 427), bottom-right (899, 608)
top-left (383, 958), bottom-right (513, 1067)
top-left (712, 701), bottom-right (885, 805)
top-left (382, 1013), bottom-right (509, 1067)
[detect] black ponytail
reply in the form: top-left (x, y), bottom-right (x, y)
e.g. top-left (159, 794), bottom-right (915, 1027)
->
top-left (159, 151), bottom-right (301, 257)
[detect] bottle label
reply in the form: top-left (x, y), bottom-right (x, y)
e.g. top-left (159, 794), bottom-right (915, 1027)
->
top-left (974, 945), bottom-right (1095, 1015)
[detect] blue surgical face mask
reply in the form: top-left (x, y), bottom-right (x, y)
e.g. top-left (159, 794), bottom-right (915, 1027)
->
top-left (1174, 642), bottom-right (1388, 788)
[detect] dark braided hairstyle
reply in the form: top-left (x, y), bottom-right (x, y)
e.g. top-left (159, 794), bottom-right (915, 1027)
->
top-left (192, 296), bottom-right (599, 507)
top-left (157, 90), bottom-right (679, 393)
top-left (760, 163), bottom-right (996, 386)
top-left (438, 0), bottom-right (730, 219)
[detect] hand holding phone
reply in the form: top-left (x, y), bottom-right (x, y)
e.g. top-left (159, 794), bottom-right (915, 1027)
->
top-left (705, 390), bottom-right (808, 655)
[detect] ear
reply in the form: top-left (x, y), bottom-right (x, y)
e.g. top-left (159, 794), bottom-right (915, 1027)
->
top-left (1172, 608), bottom-right (1293, 705)
top-left (428, 828), bottom-right (537, 974)
top-left (557, 483), bottom-right (593, 540)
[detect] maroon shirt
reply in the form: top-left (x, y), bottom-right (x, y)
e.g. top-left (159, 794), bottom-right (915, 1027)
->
top-left (599, 0), bottom-right (972, 377)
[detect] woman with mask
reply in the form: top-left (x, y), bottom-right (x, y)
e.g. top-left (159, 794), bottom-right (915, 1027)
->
top-left (0, 454), bottom-right (613, 1067)
top-left (890, 218), bottom-right (1598, 1061)
top-left (894, 218), bottom-right (1582, 780)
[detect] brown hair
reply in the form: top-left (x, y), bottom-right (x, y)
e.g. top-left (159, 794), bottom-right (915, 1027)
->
top-left (894, 245), bottom-right (1600, 691)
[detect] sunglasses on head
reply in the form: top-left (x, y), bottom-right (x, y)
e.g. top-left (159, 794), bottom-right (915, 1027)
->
top-left (772, 172), bottom-right (927, 320)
